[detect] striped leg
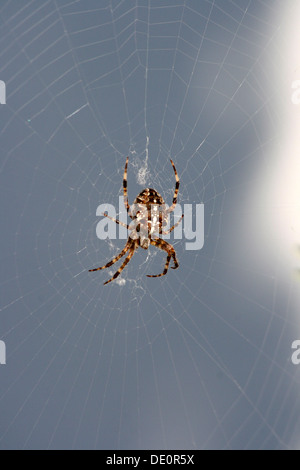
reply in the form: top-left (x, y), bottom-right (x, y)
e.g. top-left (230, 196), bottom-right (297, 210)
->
top-left (102, 212), bottom-right (129, 229)
top-left (88, 241), bottom-right (131, 272)
top-left (104, 245), bottom-right (136, 285)
top-left (167, 159), bottom-right (180, 214)
top-left (123, 156), bottom-right (130, 212)
top-left (161, 214), bottom-right (184, 235)
top-left (146, 239), bottom-right (179, 278)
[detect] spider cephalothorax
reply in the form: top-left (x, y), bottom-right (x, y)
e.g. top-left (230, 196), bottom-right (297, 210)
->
top-left (89, 158), bottom-right (183, 285)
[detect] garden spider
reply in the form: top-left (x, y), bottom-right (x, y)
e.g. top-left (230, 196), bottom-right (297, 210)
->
top-left (89, 157), bottom-right (183, 285)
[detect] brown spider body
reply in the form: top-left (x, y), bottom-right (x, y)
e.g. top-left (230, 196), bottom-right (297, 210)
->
top-left (89, 158), bottom-right (183, 285)
top-left (133, 188), bottom-right (165, 206)
top-left (130, 188), bottom-right (168, 249)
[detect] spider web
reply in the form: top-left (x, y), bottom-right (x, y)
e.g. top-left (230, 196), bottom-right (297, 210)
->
top-left (0, 0), bottom-right (300, 450)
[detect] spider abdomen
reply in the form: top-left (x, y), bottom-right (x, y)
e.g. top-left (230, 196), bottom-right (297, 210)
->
top-left (129, 188), bottom-right (168, 243)
top-left (133, 188), bottom-right (165, 207)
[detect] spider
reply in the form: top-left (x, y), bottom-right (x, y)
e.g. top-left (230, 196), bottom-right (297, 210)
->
top-left (89, 157), bottom-right (183, 285)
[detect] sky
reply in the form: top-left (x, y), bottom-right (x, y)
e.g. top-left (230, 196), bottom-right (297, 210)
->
top-left (0, 0), bottom-right (300, 450)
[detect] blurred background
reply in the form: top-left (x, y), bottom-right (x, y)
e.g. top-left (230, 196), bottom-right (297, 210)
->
top-left (0, 0), bottom-right (300, 449)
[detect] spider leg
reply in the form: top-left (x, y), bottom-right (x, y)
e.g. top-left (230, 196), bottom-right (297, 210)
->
top-left (102, 212), bottom-right (129, 229)
top-left (167, 159), bottom-right (180, 214)
top-left (161, 214), bottom-right (184, 235)
top-left (88, 241), bottom-right (131, 272)
top-left (104, 243), bottom-right (136, 285)
top-left (123, 156), bottom-right (130, 213)
top-left (146, 239), bottom-right (179, 278)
